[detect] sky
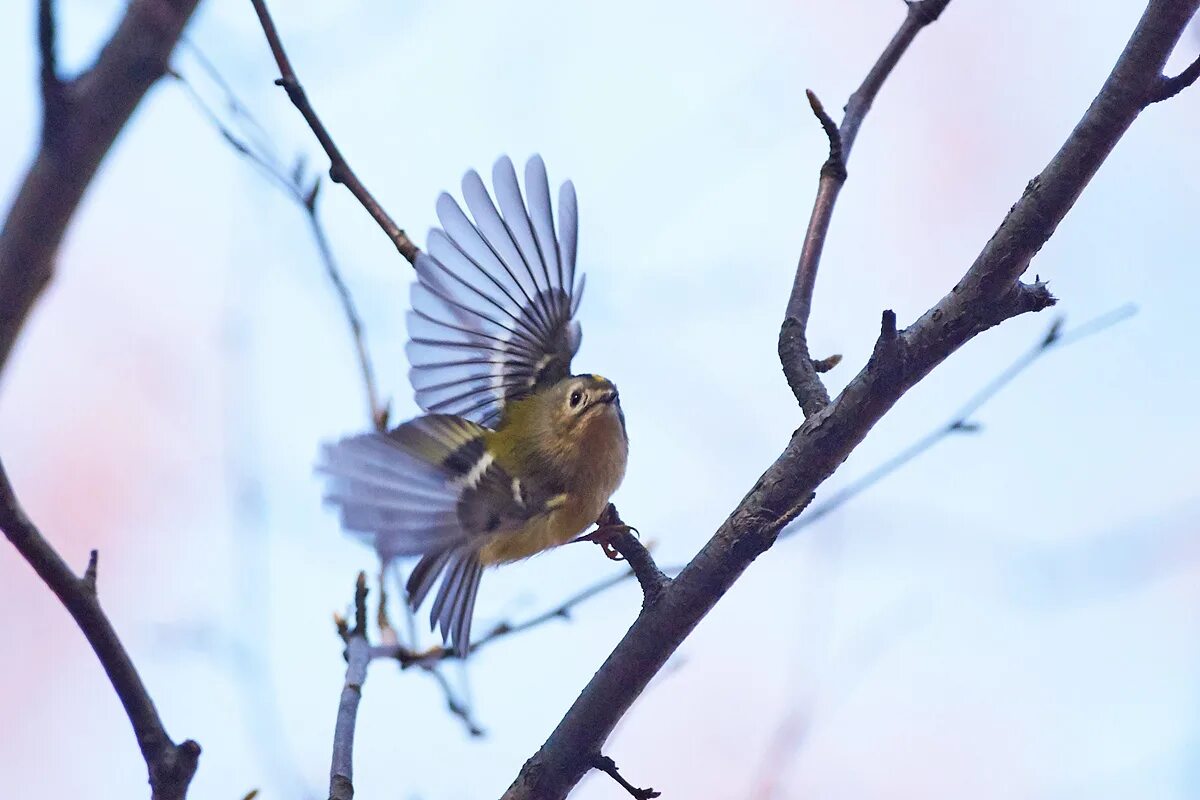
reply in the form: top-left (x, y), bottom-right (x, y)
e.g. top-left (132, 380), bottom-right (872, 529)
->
top-left (1, 1), bottom-right (1199, 798)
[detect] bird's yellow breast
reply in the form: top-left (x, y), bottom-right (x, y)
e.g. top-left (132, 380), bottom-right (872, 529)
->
top-left (479, 404), bottom-right (628, 565)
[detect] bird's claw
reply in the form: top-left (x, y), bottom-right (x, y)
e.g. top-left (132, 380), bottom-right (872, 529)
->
top-left (572, 524), bottom-right (637, 561)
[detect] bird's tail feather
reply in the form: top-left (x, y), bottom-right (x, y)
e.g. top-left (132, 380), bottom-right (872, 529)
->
top-left (408, 548), bottom-right (483, 656)
top-left (318, 424), bottom-right (487, 655)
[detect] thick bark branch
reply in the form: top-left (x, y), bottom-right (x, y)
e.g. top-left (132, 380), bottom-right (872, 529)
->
top-left (504, 3), bottom-right (1198, 798)
top-left (0, 0), bottom-right (201, 375)
top-left (0, 459), bottom-right (199, 798)
top-left (780, 0), bottom-right (952, 416)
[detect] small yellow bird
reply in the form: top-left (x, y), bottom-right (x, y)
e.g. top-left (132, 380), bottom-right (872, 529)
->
top-left (319, 155), bottom-right (627, 654)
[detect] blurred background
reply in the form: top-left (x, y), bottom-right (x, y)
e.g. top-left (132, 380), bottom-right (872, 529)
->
top-left (1, 1), bottom-right (1198, 797)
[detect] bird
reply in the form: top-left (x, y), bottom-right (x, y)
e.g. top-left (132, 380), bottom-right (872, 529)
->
top-left (318, 155), bottom-right (628, 656)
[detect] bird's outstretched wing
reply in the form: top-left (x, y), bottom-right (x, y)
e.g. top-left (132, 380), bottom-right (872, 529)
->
top-left (407, 155), bottom-right (585, 427)
top-left (319, 415), bottom-right (558, 654)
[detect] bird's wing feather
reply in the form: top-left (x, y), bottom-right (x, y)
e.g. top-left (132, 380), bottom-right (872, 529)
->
top-left (318, 413), bottom-right (561, 654)
top-left (407, 155), bottom-right (583, 426)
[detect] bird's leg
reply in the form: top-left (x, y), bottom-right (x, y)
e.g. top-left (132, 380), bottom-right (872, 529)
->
top-left (572, 503), bottom-right (639, 561)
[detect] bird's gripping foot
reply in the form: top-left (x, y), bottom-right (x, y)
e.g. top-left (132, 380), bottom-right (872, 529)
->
top-left (572, 503), bottom-right (639, 561)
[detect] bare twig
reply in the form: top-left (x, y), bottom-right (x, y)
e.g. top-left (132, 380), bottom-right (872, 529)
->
top-left (370, 567), bottom-right (635, 667)
top-left (81, 548), bottom-right (98, 595)
top-left (780, 0), bottom-right (952, 417)
top-left (248, 0), bottom-right (419, 265)
top-left (596, 504), bottom-right (669, 606)
top-left (422, 663), bottom-right (486, 736)
top-left (171, 64), bottom-right (389, 430)
top-left (779, 304), bottom-right (1137, 539)
top-left (504, 3), bottom-right (1199, 797)
top-left (330, 573), bottom-right (371, 800)
top-left (305, 192), bottom-right (390, 431)
top-left (1149, 50), bottom-right (1200, 101)
top-left (0, 458), bottom-right (199, 799)
top-left (590, 755), bottom-right (661, 800)
top-left (0, 0), bottom-right (201, 374)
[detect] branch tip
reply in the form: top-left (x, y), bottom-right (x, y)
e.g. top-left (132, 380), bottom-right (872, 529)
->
top-left (806, 89), bottom-right (845, 179)
top-left (880, 309), bottom-right (898, 341)
top-left (82, 549), bottom-right (98, 594)
top-left (590, 754), bottom-right (661, 800)
top-left (813, 353), bottom-right (842, 373)
top-left (353, 571), bottom-right (368, 637)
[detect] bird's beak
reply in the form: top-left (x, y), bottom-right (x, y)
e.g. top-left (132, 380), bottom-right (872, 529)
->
top-left (598, 386), bottom-right (620, 405)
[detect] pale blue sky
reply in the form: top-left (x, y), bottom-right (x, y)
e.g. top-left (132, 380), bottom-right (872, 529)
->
top-left (1, 1), bottom-right (1198, 798)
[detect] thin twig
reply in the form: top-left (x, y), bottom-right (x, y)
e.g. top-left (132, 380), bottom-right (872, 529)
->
top-left (779, 303), bottom-right (1137, 539)
top-left (171, 64), bottom-right (389, 430)
top-left (248, 0), bottom-right (419, 264)
top-left (370, 567), bottom-right (636, 667)
top-left (422, 663), bottom-right (486, 736)
top-left (304, 193), bottom-right (390, 431)
top-left (330, 573), bottom-right (371, 800)
top-left (0, 458), bottom-right (200, 799)
top-left (779, 0), bottom-right (952, 416)
top-left (589, 755), bottom-right (661, 800)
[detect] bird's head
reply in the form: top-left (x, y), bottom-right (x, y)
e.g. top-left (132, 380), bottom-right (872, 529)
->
top-left (548, 373), bottom-right (622, 433)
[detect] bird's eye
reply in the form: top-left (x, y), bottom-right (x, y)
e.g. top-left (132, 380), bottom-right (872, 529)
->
top-left (569, 390), bottom-right (583, 408)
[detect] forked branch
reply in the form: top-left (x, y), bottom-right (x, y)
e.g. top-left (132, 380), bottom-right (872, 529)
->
top-left (0, 459), bottom-right (199, 799)
top-left (505, 2), bottom-right (1198, 798)
top-left (779, 0), bottom-right (952, 416)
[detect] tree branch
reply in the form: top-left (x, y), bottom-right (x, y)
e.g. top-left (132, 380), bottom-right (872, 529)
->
top-left (171, 61), bottom-right (391, 430)
top-left (595, 503), bottom-right (669, 606)
top-left (329, 573), bottom-right (371, 800)
top-left (781, 305), bottom-right (1135, 538)
top-left (248, 0), bottom-right (419, 265)
top-left (0, 0), bottom-right (201, 375)
top-left (503, 3), bottom-right (1198, 797)
top-left (780, 0), bottom-right (952, 417)
top-left (1149, 50), bottom-right (1200, 101)
top-left (589, 755), bottom-right (661, 800)
top-left (38, 0), bottom-right (66, 150)
top-left (0, 458), bottom-right (199, 799)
